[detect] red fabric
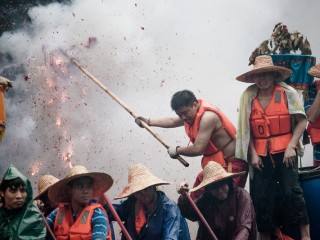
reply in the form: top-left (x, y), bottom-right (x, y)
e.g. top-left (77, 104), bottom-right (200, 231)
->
top-left (307, 80), bottom-right (320, 145)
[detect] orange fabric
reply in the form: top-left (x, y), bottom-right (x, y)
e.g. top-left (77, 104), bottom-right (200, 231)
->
top-left (135, 201), bottom-right (147, 234)
top-left (0, 86), bottom-right (6, 142)
top-left (185, 99), bottom-right (236, 168)
top-left (307, 80), bottom-right (320, 145)
top-left (54, 203), bottom-right (111, 240)
top-left (250, 85), bottom-right (292, 156)
top-left (274, 227), bottom-right (294, 240)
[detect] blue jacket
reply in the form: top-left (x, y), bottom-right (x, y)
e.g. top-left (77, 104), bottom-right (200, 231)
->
top-left (107, 191), bottom-right (190, 240)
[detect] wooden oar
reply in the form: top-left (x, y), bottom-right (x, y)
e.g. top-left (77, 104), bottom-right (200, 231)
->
top-left (64, 53), bottom-right (189, 167)
top-left (183, 191), bottom-right (218, 240)
top-left (102, 194), bottom-right (132, 240)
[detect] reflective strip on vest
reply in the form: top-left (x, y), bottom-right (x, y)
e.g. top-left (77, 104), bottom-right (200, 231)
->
top-left (307, 80), bottom-right (320, 145)
top-left (250, 85), bottom-right (292, 156)
top-left (54, 203), bottom-right (112, 240)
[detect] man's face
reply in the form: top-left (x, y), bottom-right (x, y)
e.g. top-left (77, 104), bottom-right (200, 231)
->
top-left (175, 102), bottom-right (198, 124)
top-left (70, 177), bottom-right (93, 205)
top-left (133, 186), bottom-right (156, 205)
top-left (208, 182), bottom-right (229, 201)
top-left (1, 185), bottom-right (27, 210)
top-left (252, 72), bottom-right (275, 90)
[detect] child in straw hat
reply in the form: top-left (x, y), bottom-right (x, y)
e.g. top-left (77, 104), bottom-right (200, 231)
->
top-left (235, 55), bottom-right (310, 240)
top-left (305, 63), bottom-right (320, 166)
top-left (46, 165), bottom-right (114, 240)
top-left (107, 163), bottom-right (190, 240)
top-left (34, 174), bottom-right (59, 217)
top-left (177, 161), bottom-right (257, 240)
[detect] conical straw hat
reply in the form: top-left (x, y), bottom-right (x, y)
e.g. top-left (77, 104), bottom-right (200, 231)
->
top-left (190, 161), bottom-right (245, 192)
top-left (34, 175), bottom-right (59, 200)
top-left (236, 55), bottom-right (292, 83)
top-left (308, 64), bottom-right (320, 78)
top-left (115, 163), bottom-right (170, 199)
top-left (48, 165), bottom-right (113, 203)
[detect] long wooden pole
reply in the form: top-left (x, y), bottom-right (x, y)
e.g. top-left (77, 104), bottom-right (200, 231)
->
top-left (68, 55), bottom-right (189, 167)
top-left (183, 191), bottom-right (218, 240)
top-left (103, 194), bottom-right (132, 240)
top-left (40, 211), bottom-right (57, 240)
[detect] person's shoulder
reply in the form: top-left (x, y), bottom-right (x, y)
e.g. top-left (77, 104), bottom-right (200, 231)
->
top-left (235, 187), bottom-right (252, 200)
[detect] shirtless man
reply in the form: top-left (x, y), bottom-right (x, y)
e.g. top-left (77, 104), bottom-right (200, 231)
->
top-left (136, 90), bottom-right (248, 199)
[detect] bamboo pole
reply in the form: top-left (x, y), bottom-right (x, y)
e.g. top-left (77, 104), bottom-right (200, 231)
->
top-left (103, 194), bottom-right (132, 240)
top-left (67, 55), bottom-right (189, 167)
top-left (183, 191), bottom-right (218, 240)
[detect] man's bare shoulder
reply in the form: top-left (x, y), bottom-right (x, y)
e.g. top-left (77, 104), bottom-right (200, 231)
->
top-left (200, 111), bottom-right (221, 128)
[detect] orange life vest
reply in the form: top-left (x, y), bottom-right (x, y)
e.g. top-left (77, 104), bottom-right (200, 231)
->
top-left (185, 99), bottom-right (236, 168)
top-left (0, 86), bottom-right (6, 142)
top-left (250, 85), bottom-right (292, 156)
top-left (54, 203), bottom-right (112, 240)
top-left (307, 80), bottom-right (320, 145)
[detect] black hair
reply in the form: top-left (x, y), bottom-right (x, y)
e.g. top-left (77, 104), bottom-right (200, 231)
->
top-left (0, 178), bottom-right (25, 192)
top-left (170, 90), bottom-right (198, 111)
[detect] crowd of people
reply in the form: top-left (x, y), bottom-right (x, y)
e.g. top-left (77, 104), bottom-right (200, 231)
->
top-left (1, 55), bottom-right (320, 239)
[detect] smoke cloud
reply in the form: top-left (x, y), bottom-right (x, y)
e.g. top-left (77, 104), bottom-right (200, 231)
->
top-left (1, 0), bottom-right (320, 237)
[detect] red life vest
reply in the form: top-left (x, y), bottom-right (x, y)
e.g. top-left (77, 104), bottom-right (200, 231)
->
top-left (0, 86), bottom-right (6, 142)
top-left (250, 85), bottom-right (292, 156)
top-left (54, 203), bottom-right (112, 240)
top-left (307, 80), bottom-right (320, 145)
top-left (184, 99), bottom-right (236, 168)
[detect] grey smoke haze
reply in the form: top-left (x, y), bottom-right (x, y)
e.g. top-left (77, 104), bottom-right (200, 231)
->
top-left (1, 0), bottom-right (320, 237)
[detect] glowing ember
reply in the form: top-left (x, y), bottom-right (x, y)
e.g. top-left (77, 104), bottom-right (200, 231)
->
top-left (29, 161), bottom-right (42, 176)
top-left (46, 78), bottom-right (54, 88)
top-left (56, 117), bottom-right (61, 126)
top-left (61, 92), bottom-right (69, 102)
top-left (62, 145), bottom-right (73, 168)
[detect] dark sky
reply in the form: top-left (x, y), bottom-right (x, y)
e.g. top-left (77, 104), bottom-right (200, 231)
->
top-left (0, 0), bottom-right (69, 35)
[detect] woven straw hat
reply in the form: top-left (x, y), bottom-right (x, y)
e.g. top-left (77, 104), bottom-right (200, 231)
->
top-left (308, 64), bottom-right (320, 78)
top-left (115, 163), bottom-right (170, 199)
top-left (34, 175), bottom-right (59, 200)
top-left (236, 55), bottom-right (292, 83)
top-left (190, 161), bottom-right (245, 192)
top-left (48, 165), bottom-right (113, 203)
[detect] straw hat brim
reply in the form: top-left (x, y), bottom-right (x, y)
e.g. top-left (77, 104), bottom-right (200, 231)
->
top-left (308, 64), bottom-right (320, 78)
top-left (34, 188), bottom-right (49, 200)
top-left (236, 66), bottom-right (292, 83)
top-left (190, 171), bottom-right (245, 193)
top-left (48, 172), bottom-right (113, 203)
top-left (115, 179), bottom-right (170, 200)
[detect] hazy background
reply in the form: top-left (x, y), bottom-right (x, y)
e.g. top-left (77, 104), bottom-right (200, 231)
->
top-left (1, 0), bottom-right (320, 238)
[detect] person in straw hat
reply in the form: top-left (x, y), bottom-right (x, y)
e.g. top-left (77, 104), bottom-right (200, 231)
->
top-left (305, 63), bottom-right (320, 166)
top-left (34, 174), bottom-right (59, 217)
top-left (0, 164), bottom-right (46, 239)
top-left (177, 161), bottom-right (257, 240)
top-left (135, 89), bottom-right (249, 201)
top-left (108, 163), bottom-right (190, 240)
top-left (235, 55), bottom-right (310, 240)
top-left (46, 165), bottom-right (114, 240)
top-left (0, 76), bottom-right (13, 143)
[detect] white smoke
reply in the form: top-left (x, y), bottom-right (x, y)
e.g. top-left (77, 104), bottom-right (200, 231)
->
top-left (0, 0), bottom-right (320, 237)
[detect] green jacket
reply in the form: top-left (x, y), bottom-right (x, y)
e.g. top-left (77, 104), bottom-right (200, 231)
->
top-left (0, 165), bottom-right (46, 239)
